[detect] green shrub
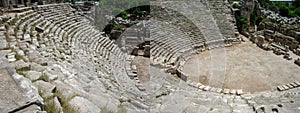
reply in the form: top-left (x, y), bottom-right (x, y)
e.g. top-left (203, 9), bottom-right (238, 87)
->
top-left (233, 3), bottom-right (240, 9)
top-left (293, 0), bottom-right (300, 7)
top-left (120, 11), bottom-right (128, 20)
top-left (40, 89), bottom-right (80, 113)
top-left (279, 4), bottom-right (289, 17)
top-left (9, 18), bottom-right (18, 25)
top-left (295, 7), bottom-right (300, 17)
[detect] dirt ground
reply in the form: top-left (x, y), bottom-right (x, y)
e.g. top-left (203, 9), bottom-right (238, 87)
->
top-left (182, 40), bottom-right (300, 93)
top-left (131, 56), bottom-right (150, 83)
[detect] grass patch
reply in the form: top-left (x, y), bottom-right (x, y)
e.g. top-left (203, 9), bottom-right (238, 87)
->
top-left (40, 22), bottom-right (46, 27)
top-left (15, 53), bottom-right (23, 61)
top-left (16, 70), bottom-right (27, 76)
top-left (101, 107), bottom-right (115, 113)
top-left (101, 106), bottom-right (127, 113)
top-left (4, 32), bottom-right (11, 41)
top-left (39, 89), bottom-right (80, 113)
top-left (32, 75), bottom-right (50, 82)
top-left (16, 66), bottom-right (30, 77)
top-left (9, 18), bottom-right (18, 25)
top-left (16, 66), bottom-right (31, 72)
top-left (39, 90), bottom-right (61, 113)
top-left (37, 33), bottom-right (41, 41)
top-left (41, 62), bottom-right (48, 66)
top-left (0, 47), bottom-right (10, 50)
top-left (55, 90), bottom-right (80, 113)
top-left (44, 100), bottom-right (62, 113)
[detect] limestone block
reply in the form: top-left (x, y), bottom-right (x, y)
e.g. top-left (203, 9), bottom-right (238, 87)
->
top-left (294, 81), bottom-right (300, 86)
top-left (14, 59), bottom-right (30, 70)
top-left (199, 85), bottom-right (206, 90)
top-left (50, 97), bottom-right (63, 113)
top-left (26, 71), bottom-right (42, 81)
top-left (223, 89), bottom-right (230, 94)
top-left (28, 50), bottom-right (39, 61)
top-left (7, 36), bottom-right (16, 42)
top-left (30, 62), bottom-right (45, 72)
top-left (17, 50), bottom-right (25, 56)
top-left (7, 53), bottom-right (16, 62)
top-left (230, 89), bottom-right (236, 94)
top-left (33, 80), bottom-right (55, 97)
top-left (0, 40), bottom-right (8, 49)
top-left (290, 83), bottom-right (298, 87)
top-left (195, 83), bottom-right (202, 87)
top-left (203, 86), bottom-right (211, 91)
top-left (210, 87), bottom-right (217, 92)
top-left (282, 85), bottom-right (289, 90)
top-left (8, 29), bottom-right (14, 35)
top-left (237, 89), bottom-right (243, 95)
top-left (277, 86), bottom-right (284, 91)
top-left (69, 97), bottom-right (101, 113)
top-left (216, 88), bottom-right (222, 93)
top-left (286, 84), bottom-right (294, 88)
top-left (23, 34), bottom-right (31, 42)
top-left (0, 26), bottom-right (6, 31)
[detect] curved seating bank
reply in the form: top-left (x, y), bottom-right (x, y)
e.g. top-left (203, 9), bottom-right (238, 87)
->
top-left (1, 3), bottom-right (149, 112)
top-left (1, 1), bottom-right (299, 113)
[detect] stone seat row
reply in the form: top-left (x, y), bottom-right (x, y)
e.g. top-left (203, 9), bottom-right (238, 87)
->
top-left (277, 81), bottom-right (300, 91)
top-left (125, 55), bottom-right (146, 91)
top-left (150, 41), bottom-right (192, 65)
top-left (32, 4), bottom-right (144, 94)
top-left (150, 10), bottom-right (206, 47)
top-left (187, 80), bottom-right (244, 95)
top-left (150, 24), bottom-right (196, 64)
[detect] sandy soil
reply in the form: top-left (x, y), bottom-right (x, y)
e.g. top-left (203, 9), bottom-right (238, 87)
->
top-left (183, 41), bottom-right (300, 92)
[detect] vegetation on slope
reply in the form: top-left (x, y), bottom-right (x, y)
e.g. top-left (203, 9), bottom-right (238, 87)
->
top-left (259, 0), bottom-right (300, 18)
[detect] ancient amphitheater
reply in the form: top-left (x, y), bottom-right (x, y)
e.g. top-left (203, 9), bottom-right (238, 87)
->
top-left (1, 0), bottom-right (300, 113)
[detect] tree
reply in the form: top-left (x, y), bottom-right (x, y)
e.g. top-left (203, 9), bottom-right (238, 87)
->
top-left (293, 0), bottom-right (300, 7)
top-left (278, 4), bottom-right (289, 17)
top-left (295, 7), bottom-right (300, 17)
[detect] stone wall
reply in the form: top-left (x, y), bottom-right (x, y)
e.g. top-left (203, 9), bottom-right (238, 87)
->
top-left (258, 21), bottom-right (300, 52)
